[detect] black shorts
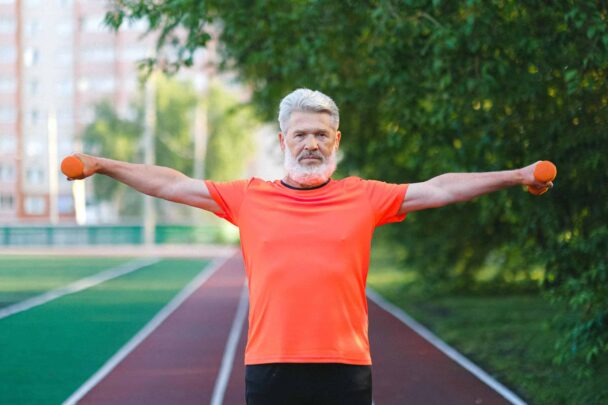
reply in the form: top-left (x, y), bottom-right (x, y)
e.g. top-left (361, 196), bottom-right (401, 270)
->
top-left (245, 363), bottom-right (372, 405)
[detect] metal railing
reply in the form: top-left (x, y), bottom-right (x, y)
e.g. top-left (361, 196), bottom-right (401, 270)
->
top-left (0, 224), bottom-right (228, 246)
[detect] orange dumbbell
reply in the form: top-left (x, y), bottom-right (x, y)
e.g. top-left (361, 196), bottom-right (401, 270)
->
top-left (528, 161), bottom-right (557, 195)
top-left (61, 155), bottom-right (85, 180)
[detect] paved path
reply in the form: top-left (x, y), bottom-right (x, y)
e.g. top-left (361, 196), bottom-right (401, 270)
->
top-left (74, 253), bottom-right (518, 404)
top-left (369, 299), bottom-right (511, 404)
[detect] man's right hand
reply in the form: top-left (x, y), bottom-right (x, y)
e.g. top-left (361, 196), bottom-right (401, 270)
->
top-left (66, 153), bottom-right (99, 180)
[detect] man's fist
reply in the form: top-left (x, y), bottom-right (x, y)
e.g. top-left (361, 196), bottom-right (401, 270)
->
top-left (61, 153), bottom-right (98, 180)
top-left (521, 161), bottom-right (557, 195)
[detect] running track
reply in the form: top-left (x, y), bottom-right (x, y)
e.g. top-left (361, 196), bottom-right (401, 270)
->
top-left (70, 253), bottom-right (523, 404)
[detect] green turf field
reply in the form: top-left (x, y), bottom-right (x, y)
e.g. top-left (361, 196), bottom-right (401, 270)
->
top-left (0, 256), bottom-right (210, 405)
top-left (0, 257), bottom-right (131, 308)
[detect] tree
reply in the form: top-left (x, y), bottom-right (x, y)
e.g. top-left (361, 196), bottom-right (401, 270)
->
top-left (82, 101), bottom-right (143, 217)
top-left (204, 82), bottom-right (256, 181)
top-left (84, 75), bottom-right (259, 218)
top-left (105, 0), bottom-right (608, 373)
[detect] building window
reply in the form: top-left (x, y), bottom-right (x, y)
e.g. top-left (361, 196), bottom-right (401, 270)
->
top-left (0, 194), bottom-right (14, 211)
top-left (77, 78), bottom-right (89, 92)
top-left (79, 76), bottom-right (115, 93)
top-left (0, 47), bottom-right (16, 64)
top-left (0, 106), bottom-right (15, 123)
top-left (58, 194), bottom-right (73, 214)
top-left (82, 47), bottom-right (115, 63)
top-left (25, 196), bottom-right (46, 215)
top-left (57, 108), bottom-right (73, 124)
top-left (24, 20), bottom-right (40, 37)
top-left (29, 109), bottom-right (40, 125)
top-left (0, 164), bottom-right (15, 181)
top-left (80, 15), bottom-right (106, 33)
top-left (0, 17), bottom-right (15, 33)
top-left (0, 77), bottom-right (15, 93)
top-left (28, 79), bottom-right (39, 95)
top-left (56, 80), bottom-right (73, 96)
top-left (26, 167), bottom-right (45, 185)
top-left (24, 48), bottom-right (40, 67)
top-left (92, 77), bottom-right (115, 92)
top-left (122, 46), bottom-right (149, 62)
top-left (79, 106), bottom-right (95, 124)
top-left (56, 49), bottom-right (73, 66)
top-left (0, 136), bottom-right (16, 154)
top-left (26, 139), bottom-right (44, 157)
top-left (58, 139), bottom-right (73, 157)
top-left (57, 21), bottom-right (72, 36)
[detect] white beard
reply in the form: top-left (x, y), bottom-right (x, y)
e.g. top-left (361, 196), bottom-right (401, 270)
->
top-left (283, 147), bottom-right (338, 187)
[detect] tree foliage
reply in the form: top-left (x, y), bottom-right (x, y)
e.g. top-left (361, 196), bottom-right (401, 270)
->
top-left (83, 75), bottom-right (258, 216)
top-left (153, 75), bottom-right (199, 175)
top-left (82, 102), bottom-right (143, 215)
top-left (106, 0), bottom-right (608, 374)
top-left (204, 83), bottom-right (257, 181)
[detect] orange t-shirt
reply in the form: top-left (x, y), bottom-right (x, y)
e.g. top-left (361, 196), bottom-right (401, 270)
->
top-left (205, 177), bottom-right (408, 365)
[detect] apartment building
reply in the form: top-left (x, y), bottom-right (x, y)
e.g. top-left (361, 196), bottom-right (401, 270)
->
top-left (0, 0), bottom-right (210, 224)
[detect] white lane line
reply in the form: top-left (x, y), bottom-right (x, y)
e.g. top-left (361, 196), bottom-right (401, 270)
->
top-left (62, 256), bottom-right (230, 405)
top-left (366, 288), bottom-right (527, 405)
top-left (210, 280), bottom-right (249, 405)
top-left (0, 258), bottom-right (160, 320)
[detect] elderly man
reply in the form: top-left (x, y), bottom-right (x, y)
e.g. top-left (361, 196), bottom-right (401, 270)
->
top-left (70, 88), bottom-right (552, 404)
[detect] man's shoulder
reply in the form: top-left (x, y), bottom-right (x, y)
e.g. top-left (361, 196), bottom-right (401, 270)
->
top-left (332, 176), bottom-right (370, 194)
top-left (209, 177), bottom-right (269, 186)
top-left (334, 176), bottom-right (363, 185)
top-left (249, 177), bottom-right (279, 187)
top-left (243, 177), bottom-right (284, 193)
top-left (334, 177), bottom-right (406, 193)
top-left (335, 176), bottom-right (386, 188)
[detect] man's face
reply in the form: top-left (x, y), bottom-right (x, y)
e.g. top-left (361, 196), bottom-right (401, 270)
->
top-left (279, 111), bottom-right (341, 166)
top-left (278, 111), bottom-right (341, 186)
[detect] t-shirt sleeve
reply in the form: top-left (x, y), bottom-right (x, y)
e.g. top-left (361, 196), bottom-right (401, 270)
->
top-left (362, 179), bottom-right (409, 227)
top-left (204, 179), bottom-right (250, 226)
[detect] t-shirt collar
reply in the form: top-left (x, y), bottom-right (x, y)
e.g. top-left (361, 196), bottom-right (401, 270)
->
top-left (280, 178), bottom-right (331, 191)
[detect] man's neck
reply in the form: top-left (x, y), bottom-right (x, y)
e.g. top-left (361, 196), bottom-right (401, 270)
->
top-left (282, 176), bottom-right (330, 189)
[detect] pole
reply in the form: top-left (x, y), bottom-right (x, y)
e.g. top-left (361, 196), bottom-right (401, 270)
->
top-left (193, 96), bottom-right (208, 180)
top-left (143, 72), bottom-right (156, 245)
top-left (47, 110), bottom-right (59, 224)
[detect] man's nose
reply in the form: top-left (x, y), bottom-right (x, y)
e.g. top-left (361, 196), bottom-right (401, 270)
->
top-left (304, 135), bottom-right (319, 150)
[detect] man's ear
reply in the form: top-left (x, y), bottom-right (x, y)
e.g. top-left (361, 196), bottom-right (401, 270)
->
top-left (335, 131), bottom-right (341, 149)
top-left (278, 132), bottom-right (285, 151)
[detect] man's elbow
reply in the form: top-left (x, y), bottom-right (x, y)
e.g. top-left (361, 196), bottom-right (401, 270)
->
top-left (430, 187), bottom-right (457, 208)
top-left (156, 182), bottom-right (182, 202)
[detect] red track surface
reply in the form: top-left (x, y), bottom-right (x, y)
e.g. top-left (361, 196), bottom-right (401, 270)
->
top-left (78, 253), bottom-right (512, 404)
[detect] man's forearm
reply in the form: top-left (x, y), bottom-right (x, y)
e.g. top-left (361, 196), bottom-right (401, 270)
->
top-left (400, 161), bottom-right (552, 213)
top-left (427, 170), bottom-right (524, 203)
top-left (95, 157), bottom-right (189, 199)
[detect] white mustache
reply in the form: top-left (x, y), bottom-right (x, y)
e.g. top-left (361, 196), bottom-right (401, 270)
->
top-left (284, 148), bottom-right (337, 186)
top-left (299, 153), bottom-right (323, 161)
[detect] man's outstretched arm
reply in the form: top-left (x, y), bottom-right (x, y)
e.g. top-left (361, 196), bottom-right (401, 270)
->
top-left (399, 161), bottom-right (553, 214)
top-left (68, 153), bottom-right (221, 213)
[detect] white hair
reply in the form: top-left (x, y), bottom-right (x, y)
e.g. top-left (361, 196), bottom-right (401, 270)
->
top-left (278, 88), bottom-right (339, 133)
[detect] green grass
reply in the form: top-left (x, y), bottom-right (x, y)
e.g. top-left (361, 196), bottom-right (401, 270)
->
top-left (368, 244), bottom-right (608, 405)
top-left (0, 257), bottom-right (131, 308)
top-left (0, 258), bottom-right (209, 405)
